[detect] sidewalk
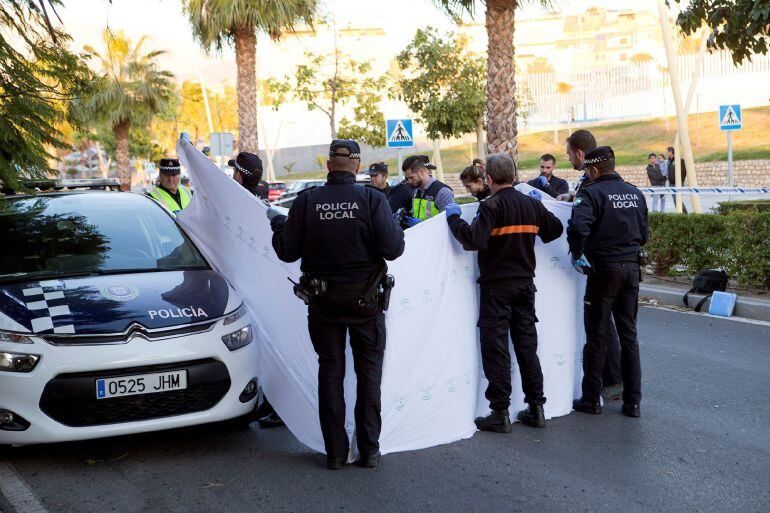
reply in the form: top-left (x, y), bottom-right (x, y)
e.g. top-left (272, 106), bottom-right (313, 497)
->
top-left (639, 276), bottom-right (770, 322)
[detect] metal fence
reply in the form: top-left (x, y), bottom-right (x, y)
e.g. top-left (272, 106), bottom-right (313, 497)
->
top-left (519, 51), bottom-right (770, 132)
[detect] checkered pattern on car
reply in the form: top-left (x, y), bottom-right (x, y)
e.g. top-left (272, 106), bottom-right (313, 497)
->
top-left (22, 281), bottom-right (75, 334)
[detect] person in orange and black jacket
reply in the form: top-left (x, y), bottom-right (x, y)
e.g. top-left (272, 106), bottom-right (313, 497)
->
top-left (444, 153), bottom-right (563, 432)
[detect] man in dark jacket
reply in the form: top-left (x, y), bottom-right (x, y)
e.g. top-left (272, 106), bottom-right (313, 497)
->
top-left (646, 153), bottom-right (666, 212)
top-left (667, 146), bottom-right (687, 213)
top-left (567, 146), bottom-right (648, 419)
top-left (268, 139), bottom-right (405, 470)
top-left (527, 154), bottom-right (569, 198)
top-left (445, 153), bottom-right (563, 431)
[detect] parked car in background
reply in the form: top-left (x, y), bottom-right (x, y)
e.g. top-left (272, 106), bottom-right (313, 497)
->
top-left (267, 182), bottom-right (286, 203)
top-left (273, 175), bottom-right (371, 209)
top-left (284, 180), bottom-right (325, 197)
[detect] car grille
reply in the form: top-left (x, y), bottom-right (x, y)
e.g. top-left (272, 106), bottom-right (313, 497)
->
top-left (43, 320), bottom-right (218, 346)
top-left (39, 358), bottom-right (231, 427)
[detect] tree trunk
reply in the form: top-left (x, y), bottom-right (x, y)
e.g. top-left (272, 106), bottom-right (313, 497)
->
top-left (476, 112), bottom-right (485, 161)
top-left (485, 0), bottom-right (518, 161)
top-left (114, 120), bottom-right (130, 191)
top-left (234, 25), bottom-right (258, 153)
top-left (432, 139), bottom-right (444, 182)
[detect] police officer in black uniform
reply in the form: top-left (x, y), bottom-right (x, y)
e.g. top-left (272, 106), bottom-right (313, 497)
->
top-left (364, 162), bottom-right (391, 198)
top-left (229, 152), bottom-right (269, 201)
top-left (446, 153), bottom-right (563, 431)
top-left (567, 146), bottom-right (648, 418)
top-left (268, 139), bottom-right (405, 470)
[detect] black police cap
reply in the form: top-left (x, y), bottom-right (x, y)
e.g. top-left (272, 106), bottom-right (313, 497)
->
top-left (159, 157), bottom-right (181, 175)
top-left (365, 162), bottom-right (388, 176)
top-left (228, 152), bottom-right (263, 178)
top-left (581, 146), bottom-right (615, 169)
top-left (329, 139), bottom-right (361, 159)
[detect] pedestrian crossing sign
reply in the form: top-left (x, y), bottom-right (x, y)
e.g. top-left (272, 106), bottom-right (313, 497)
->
top-left (386, 119), bottom-right (414, 148)
top-left (718, 104), bottom-right (742, 131)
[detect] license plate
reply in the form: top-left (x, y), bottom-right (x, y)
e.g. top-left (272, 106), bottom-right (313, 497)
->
top-left (96, 370), bottom-right (187, 399)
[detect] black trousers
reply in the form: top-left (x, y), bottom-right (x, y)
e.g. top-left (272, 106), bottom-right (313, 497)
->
top-left (478, 280), bottom-right (545, 411)
top-left (307, 285), bottom-right (385, 459)
top-left (603, 317), bottom-right (622, 387)
top-left (583, 262), bottom-right (642, 404)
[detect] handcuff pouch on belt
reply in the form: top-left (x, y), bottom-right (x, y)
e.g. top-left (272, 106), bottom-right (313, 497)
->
top-left (358, 263), bottom-right (395, 312)
top-left (288, 274), bottom-right (328, 306)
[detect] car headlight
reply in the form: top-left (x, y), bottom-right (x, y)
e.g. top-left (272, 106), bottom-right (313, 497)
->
top-left (223, 303), bottom-right (247, 325)
top-left (0, 331), bottom-right (34, 344)
top-left (221, 325), bottom-right (252, 351)
top-left (0, 352), bottom-right (41, 372)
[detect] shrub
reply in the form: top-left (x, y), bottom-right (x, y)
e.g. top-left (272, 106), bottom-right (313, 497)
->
top-left (716, 200), bottom-right (770, 215)
top-left (646, 211), bottom-right (770, 289)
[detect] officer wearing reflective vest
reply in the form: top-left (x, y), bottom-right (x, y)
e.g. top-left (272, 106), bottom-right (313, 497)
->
top-left (402, 155), bottom-right (454, 225)
top-left (445, 153), bottom-right (564, 431)
top-left (267, 139), bottom-right (405, 470)
top-left (567, 146), bottom-right (648, 419)
top-left (148, 158), bottom-right (191, 213)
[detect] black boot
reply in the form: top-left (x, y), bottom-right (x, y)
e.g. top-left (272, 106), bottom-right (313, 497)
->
top-left (258, 412), bottom-right (285, 429)
top-left (356, 452), bottom-right (381, 468)
top-left (621, 403), bottom-right (641, 418)
top-left (326, 457), bottom-right (345, 470)
top-left (517, 404), bottom-right (546, 428)
top-left (474, 409), bottom-right (511, 433)
top-left (573, 397), bottom-right (602, 415)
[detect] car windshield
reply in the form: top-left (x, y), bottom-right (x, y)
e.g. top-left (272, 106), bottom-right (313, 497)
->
top-left (0, 193), bottom-right (209, 283)
top-left (269, 183), bottom-right (285, 190)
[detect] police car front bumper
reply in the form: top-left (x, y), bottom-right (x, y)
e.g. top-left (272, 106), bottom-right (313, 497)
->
top-left (0, 314), bottom-right (258, 445)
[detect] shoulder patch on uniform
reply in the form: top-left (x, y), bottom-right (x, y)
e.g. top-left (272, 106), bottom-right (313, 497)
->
top-left (573, 196), bottom-right (584, 206)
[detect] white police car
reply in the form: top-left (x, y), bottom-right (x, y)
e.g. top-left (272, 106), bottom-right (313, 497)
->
top-left (0, 187), bottom-right (258, 445)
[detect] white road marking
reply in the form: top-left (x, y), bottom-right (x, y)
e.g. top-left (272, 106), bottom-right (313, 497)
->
top-left (642, 305), bottom-right (770, 327)
top-left (0, 462), bottom-right (50, 513)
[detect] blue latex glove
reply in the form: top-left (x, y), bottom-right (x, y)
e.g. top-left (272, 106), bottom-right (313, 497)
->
top-left (538, 175), bottom-right (549, 188)
top-left (528, 189), bottom-right (543, 201)
top-left (404, 216), bottom-right (422, 228)
top-left (266, 206), bottom-right (284, 221)
top-left (571, 255), bottom-right (592, 274)
top-left (444, 203), bottom-right (462, 218)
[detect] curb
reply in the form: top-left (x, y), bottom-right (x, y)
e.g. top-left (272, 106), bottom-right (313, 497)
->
top-left (639, 283), bottom-right (770, 322)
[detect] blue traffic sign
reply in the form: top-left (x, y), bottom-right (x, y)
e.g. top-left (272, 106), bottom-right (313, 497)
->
top-left (718, 104), bottom-right (742, 131)
top-left (386, 119), bottom-right (414, 148)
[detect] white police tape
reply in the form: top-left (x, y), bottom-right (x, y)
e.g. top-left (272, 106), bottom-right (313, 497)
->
top-left (639, 187), bottom-right (769, 195)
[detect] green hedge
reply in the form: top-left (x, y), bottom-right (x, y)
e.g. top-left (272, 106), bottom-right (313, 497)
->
top-left (716, 200), bottom-right (770, 215)
top-left (646, 211), bottom-right (770, 289)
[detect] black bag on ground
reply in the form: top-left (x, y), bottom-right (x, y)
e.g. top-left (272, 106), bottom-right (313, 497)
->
top-left (683, 269), bottom-right (728, 312)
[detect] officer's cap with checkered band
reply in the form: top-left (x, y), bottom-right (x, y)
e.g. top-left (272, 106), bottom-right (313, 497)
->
top-left (329, 139), bottom-right (361, 160)
top-left (580, 146), bottom-right (615, 169)
top-left (159, 157), bottom-right (181, 175)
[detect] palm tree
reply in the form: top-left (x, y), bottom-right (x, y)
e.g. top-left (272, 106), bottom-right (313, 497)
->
top-left (183, 0), bottom-right (317, 153)
top-left (79, 31), bottom-right (173, 190)
top-left (433, 0), bottom-right (551, 161)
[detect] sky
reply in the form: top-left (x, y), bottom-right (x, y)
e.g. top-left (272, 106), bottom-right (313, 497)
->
top-left (57, 0), bottom-right (660, 82)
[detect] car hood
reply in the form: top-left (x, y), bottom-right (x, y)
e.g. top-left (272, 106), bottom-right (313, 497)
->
top-left (0, 270), bottom-right (241, 335)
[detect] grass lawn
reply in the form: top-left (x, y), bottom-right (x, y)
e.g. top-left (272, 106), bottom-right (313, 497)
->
top-left (283, 106), bottom-right (770, 180)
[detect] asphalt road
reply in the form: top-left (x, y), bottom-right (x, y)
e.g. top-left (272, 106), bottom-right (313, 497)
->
top-left (1, 307), bottom-right (768, 513)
